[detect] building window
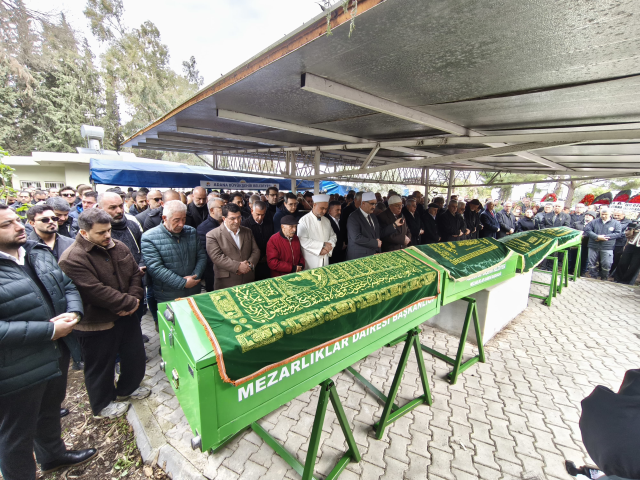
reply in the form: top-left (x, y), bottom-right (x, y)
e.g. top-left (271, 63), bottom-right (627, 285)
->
top-left (44, 181), bottom-right (65, 189)
top-left (20, 180), bottom-right (42, 189)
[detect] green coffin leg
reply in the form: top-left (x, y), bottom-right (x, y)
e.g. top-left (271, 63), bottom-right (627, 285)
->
top-left (251, 379), bottom-right (360, 480)
top-left (346, 328), bottom-right (432, 439)
top-left (572, 244), bottom-right (582, 281)
top-left (420, 297), bottom-right (486, 385)
top-left (530, 255), bottom-right (559, 306)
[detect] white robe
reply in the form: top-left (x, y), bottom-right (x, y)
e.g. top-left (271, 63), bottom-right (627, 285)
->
top-left (297, 212), bottom-right (337, 270)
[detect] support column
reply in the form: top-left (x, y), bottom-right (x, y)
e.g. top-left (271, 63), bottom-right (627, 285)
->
top-left (424, 167), bottom-right (430, 203)
top-left (447, 168), bottom-right (454, 202)
top-left (314, 148), bottom-right (321, 194)
top-left (213, 154), bottom-right (219, 170)
top-left (289, 152), bottom-right (297, 193)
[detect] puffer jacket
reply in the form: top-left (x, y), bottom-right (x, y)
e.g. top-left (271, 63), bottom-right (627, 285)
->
top-left (0, 241), bottom-right (83, 396)
top-left (141, 223), bottom-right (207, 302)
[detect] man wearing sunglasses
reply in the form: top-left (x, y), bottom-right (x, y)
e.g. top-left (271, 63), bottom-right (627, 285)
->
top-left (135, 189), bottom-right (163, 229)
top-left (26, 205), bottom-right (74, 261)
top-left (59, 186), bottom-right (77, 207)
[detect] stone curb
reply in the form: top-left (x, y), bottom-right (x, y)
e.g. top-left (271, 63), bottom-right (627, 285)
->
top-left (128, 398), bottom-right (207, 480)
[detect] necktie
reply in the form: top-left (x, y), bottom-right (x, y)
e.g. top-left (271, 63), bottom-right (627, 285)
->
top-left (367, 214), bottom-right (375, 233)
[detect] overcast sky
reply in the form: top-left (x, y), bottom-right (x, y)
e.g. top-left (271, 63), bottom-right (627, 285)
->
top-left (26, 0), bottom-right (323, 87)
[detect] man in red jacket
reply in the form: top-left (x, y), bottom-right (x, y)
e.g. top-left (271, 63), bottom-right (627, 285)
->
top-left (266, 215), bottom-right (305, 277)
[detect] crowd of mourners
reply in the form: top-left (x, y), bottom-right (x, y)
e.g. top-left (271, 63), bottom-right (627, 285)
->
top-left (1, 184), bottom-right (639, 480)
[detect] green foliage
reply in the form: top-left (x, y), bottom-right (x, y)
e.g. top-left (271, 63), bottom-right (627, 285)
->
top-left (1, 0), bottom-right (202, 156)
top-left (0, 145), bottom-right (19, 201)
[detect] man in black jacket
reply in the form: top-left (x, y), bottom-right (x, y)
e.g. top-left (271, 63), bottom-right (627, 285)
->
top-left (326, 200), bottom-right (346, 263)
top-left (438, 200), bottom-right (466, 242)
top-left (143, 190), bottom-right (181, 231)
top-left (136, 189), bottom-right (162, 228)
top-left (542, 202), bottom-right (572, 229)
top-left (46, 197), bottom-right (78, 239)
top-left (186, 187), bottom-right (209, 228)
top-left (265, 186), bottom-right (279, 216)
top-left (27, 204), bottom-right (74, 261)
top-left (0, 205), bottom-right (96, 480)
top-left (241, 201), bottom-right (274, 281)
top-left (197, 198), bottom-right (224, 292)
top-left (611, 209), bottom-right (631, 275)
top-left (464, 200), bottom-right (482, 239)
top-left (403, 197), bottom-right (423, 246)
top-left (421, 203), bottom-right (440, 244)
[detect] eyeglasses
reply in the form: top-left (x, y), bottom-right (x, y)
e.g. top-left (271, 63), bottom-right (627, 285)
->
top-left (61, 193), bottom-right (75, 197)
top-left (37, 216), bottom-right (60, 223)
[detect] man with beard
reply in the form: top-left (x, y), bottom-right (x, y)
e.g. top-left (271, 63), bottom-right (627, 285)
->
top-left (128, 188), bottom-right (148, 216)
top-left (438, 200), bottom-right (466, 242)
top-left (46, 197), bottom-right (78, 239)
top-left (378, 195), bottom-right (411, 251)
top-left (186, 187), bottom-right (209, 228)
top-left (97, 193), bottom-right (148, 341)
top-left (0, 205), bottom-right (96, 480)
top-left (26, 205), bottom-right (74, 261)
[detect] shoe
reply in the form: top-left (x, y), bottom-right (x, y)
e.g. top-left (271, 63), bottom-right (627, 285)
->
top-left (60, 408), bottom-right (69, 418)
top-left (142, 334), bottom-right (150, 343)
top-left (155, 322), bottom-right (159, 333)
top-left (93, 401), bottom-right (129, 419)
top-left (117, 386), bottom-right (151, 401)
top-left (71, 361), bottom-right (85, 371)
top-left (41, 448), bottom-right (98, 473)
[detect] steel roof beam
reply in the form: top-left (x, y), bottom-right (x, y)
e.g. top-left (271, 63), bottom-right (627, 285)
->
top-left (176, 126), bottom-right (295, 147)
top-left (216, 109), bottom-right (495, 169)
top-left (155, 134), bottom-right (252, 149)
top-left (307, 142), bottom-right (574, 180)
top-left (300, 73), bottom-right (569, 171)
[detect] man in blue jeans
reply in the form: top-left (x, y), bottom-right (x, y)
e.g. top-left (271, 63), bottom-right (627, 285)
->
top-left (583, 207), bottom-right (623, 280)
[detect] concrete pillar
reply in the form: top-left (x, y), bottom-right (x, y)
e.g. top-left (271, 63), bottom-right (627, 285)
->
top-left (447, 168), bottom-right (454, 202)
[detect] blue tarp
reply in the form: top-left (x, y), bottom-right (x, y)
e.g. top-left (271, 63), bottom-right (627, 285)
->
top-left (90, 158), bottom-right (315, 191)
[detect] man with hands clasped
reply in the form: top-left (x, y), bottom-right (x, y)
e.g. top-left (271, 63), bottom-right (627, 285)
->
top-left (59, 208), bottom-right (148, 420)
top-left (0, 204), bottom-right (97, 480)
top-left (206, 203), bottom-right (261, 289)
top-left (346, 192), bottom-right (405, 260)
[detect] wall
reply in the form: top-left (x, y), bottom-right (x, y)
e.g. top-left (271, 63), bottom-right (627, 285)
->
top-left (10, 166), bottom-right (66, 189)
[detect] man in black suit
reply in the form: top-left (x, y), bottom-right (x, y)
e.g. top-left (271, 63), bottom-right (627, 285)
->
top-left (438, 200), bottom-right (466, 242)
top-left (402, 197), bottom-right (423, 246)
top-left (326, 201), bottom-right (346, 264)
top-left (346, 192), bottom-right (404, 260)
top-left (340, 192), bottom-right (359, 232)
top-left (421, 203), bottom-right (440, 244)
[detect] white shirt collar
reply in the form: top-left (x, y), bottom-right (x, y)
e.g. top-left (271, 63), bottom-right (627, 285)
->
top-left (224, 223), bottom-right (242, 249)
top-left (0, 246), bottom-right (26, 265)
top-left (359, 208), bottom-right (370, 219)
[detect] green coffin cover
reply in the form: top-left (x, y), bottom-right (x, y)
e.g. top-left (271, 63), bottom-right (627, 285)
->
top-left (498, 227), bottom-right (582, 272)
top-left (407, 238), bottom-right (514, 281)
top-left (185, 250), bottom-right (440, 385)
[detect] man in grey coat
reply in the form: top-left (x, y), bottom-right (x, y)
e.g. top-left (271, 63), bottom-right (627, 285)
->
top-left (346, 192), bottom-right (405, 261)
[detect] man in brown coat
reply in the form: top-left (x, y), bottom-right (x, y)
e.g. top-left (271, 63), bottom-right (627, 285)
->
top-left (59, 209), bottom-right (148, 420)
top-left (206, 203), bottom-right (260, 290)
top-left (377, 195), bottom-right (411, 252)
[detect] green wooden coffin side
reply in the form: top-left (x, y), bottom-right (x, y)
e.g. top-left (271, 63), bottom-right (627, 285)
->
top-left (158, 296), bottom-right (440, 452)
top-left (405, 252), bottom-right (519, 305)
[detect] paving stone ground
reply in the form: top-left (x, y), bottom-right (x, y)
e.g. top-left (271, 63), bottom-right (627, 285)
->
top-left (134, 275), bottom-right (640, 480)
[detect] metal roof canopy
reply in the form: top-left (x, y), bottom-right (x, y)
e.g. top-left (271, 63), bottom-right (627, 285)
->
top-left (123, 0), bottom-right (640, 188)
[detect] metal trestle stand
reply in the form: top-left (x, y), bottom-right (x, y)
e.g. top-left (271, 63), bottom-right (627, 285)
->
top-left (252, 379), bottom-right (361, 480)
top-left (346, 327), bottom-right (433, 439)
top-left (419, 297), bottom-right (486, 385)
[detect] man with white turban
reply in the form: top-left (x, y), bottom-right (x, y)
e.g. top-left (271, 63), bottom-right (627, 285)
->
top-left (346, 192), bottom-right (405, 260)
top-left (297, 194), bottom-right (337, 270)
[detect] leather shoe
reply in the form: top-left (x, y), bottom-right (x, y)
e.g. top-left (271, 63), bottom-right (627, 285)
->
top-left (60, 408), bottom-right (69, 418)
top-left (41, 448), bottom-right (98, 473)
